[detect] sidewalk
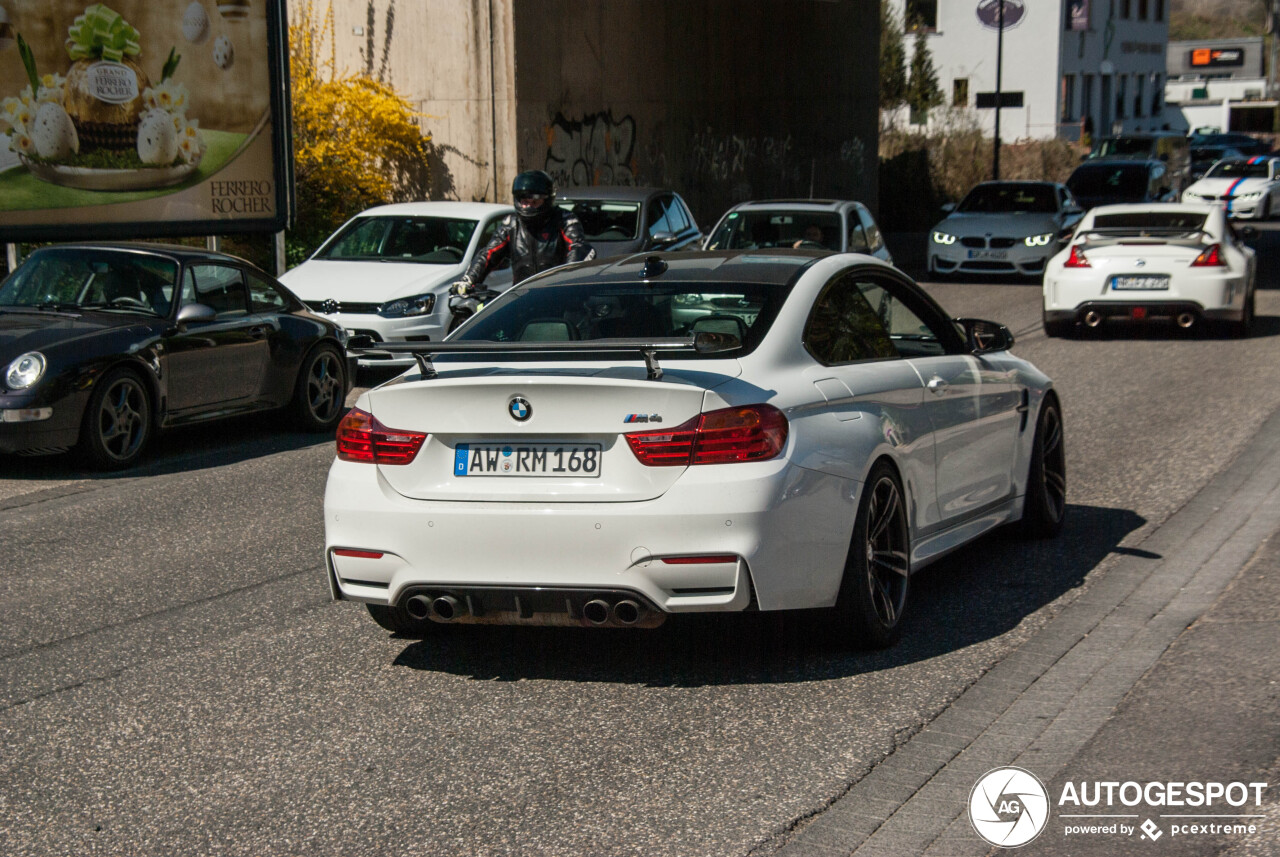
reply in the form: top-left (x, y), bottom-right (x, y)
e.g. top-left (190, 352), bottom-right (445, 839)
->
top-left (775, 409), bottom-right (1280, 856)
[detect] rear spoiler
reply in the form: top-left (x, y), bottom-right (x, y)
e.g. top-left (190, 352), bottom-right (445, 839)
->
top-left (348, 333), bottom-right (739, 380)
top-left (1077, 227), bottom-right (1209, 245)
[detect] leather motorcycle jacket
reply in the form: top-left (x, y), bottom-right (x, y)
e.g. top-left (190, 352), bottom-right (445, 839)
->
top-left (463, 209), bottom-right (594, 286)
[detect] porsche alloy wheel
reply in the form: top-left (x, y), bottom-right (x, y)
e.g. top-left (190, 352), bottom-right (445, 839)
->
top-left (833, 462), bottom-right (910, 649)
top-left (80, 369), bottom-right (151, 470)
top-left (293, 345), bottom-right (346, 431)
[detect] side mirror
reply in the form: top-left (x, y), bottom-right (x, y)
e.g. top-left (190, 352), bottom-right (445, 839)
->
top-left (956, 317), bottom-right (1014, 354)
top-left (649, 231), bottom-right (678, 248)
top-left (176, 302), bottom-right (216, 325)
top-left (940, 202), bottom-right (957, 213)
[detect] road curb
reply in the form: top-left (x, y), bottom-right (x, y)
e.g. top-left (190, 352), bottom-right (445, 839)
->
top-left (775, 405), bottom-right (1280, 856)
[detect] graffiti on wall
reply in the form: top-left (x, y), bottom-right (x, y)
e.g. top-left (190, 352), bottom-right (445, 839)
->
top-left (689, 129), bottom-right (795, 182)
top-left (544, 112), bottom-right (638, 186)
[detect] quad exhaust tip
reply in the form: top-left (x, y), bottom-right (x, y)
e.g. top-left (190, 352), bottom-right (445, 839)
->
top-left (612, 599), bottom-right (642, 625)
top-left (405, 594), bottom-right (432, 620)
top-left (582, 599), bottom-right (611, 626)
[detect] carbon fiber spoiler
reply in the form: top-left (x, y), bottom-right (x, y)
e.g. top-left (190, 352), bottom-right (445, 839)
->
top-left (348, 333), bottom-right (739, 380)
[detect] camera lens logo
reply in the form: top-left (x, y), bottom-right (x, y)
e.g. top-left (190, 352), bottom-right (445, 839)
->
top-left (969, 767), bottom-right (1050, 848)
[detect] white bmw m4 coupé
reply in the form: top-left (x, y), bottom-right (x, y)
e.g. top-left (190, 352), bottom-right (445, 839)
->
top-left (324, 251), bottom-right (1064, 648)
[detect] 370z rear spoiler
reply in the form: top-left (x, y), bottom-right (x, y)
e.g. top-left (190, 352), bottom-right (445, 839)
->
top-left (348, 333), bottom-right (739, 380)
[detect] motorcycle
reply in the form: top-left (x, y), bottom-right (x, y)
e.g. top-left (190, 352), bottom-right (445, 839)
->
top-left (446, 285), bottom-right (503, 334)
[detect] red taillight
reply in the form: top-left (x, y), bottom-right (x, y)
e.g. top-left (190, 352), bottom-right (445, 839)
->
top-left (660, 555), bottom-right (739, 564)
top-left (1064, 245), bottom-right (1091, 268)
top-left (625, 404), bottom-right (788, 466)
top-left (1190, 243), bottom-right (1226, 267)
top-left (333, 549), bottom-right (384, 559)
top-left (336, 408), bottom-right (426, 464)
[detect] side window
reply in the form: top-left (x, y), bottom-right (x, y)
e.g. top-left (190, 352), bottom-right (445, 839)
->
top-left (674, 196), bottom-right (698, 232)
top-left (186, 264), bottom-right (248, 317)
top-left (859, 208), bottom-right (885, 251)
top-left (664, 197), bottom-right (690, 234)
top-left (856, 278), bottom-right (949, 358)
top-left (648, 195), bottom-right (674, 236)
top-left (848, 219), bottom-right (870, 252)
top-left (803, 275), bottom-right (897, 365)
top-left (248, 271), bottom-right (290, 313)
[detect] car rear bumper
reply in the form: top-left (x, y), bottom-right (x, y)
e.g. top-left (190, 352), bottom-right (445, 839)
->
top-left (1044, 301), bottom-right (1242, 327)
top-left (323, 456), bottom-right (857, 619)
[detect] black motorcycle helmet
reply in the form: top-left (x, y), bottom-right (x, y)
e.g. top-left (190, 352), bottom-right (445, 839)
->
top-left (512, 170), bottom-right (556, 223)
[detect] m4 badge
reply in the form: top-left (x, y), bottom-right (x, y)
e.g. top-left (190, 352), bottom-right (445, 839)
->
top-left (623, 414), bottom-right (663, 424)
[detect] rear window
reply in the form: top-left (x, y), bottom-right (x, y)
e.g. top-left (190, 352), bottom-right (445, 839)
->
top-left (1091, 212), bottom-right (1208, 232)
top-left (1095, 137), bottom-right (1156, 158)
top-left (451, 280), bottom-right (789, 357)
top-left (1067, 165), bottom-right (1150, 199)
top-left (706, 211), bottom-right (842, 250)
top-left (557, 201), bottom-right (641, 241)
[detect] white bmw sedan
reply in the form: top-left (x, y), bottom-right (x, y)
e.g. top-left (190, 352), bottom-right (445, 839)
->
top-left (1042, 203), bottom-right (1256, 338)
top-left (325, 251), bottom-right (1064, 648)
top-left (1181, 156), bottom-right (1280, 220)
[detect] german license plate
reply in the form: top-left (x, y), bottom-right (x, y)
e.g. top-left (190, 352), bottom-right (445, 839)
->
top-left (1111, 275), bottom-right (1169, 290)
top-left (454, 443), bottom-right (602, 477)
top-left (967, 249), bottom-right (1007, 260)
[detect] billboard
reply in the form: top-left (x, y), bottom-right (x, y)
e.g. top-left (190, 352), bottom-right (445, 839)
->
top-left (0, 1), bottom-right (292, 242)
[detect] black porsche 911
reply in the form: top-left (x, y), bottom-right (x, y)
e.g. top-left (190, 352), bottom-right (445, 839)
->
top-left (0, 243), bottom-right (353, 469)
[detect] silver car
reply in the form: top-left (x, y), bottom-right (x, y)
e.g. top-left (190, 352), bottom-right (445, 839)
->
top-left (703, 199), bottom-right (894, 264)
top-left (928, 181), bottom-right (1084, 279)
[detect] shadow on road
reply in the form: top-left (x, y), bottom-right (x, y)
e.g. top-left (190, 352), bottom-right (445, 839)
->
top-left (389, 503), bottom-right (1146, 686)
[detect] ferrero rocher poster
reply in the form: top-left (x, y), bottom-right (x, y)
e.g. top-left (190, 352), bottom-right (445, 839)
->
top-left (0, 0), bottom-right (291, 240)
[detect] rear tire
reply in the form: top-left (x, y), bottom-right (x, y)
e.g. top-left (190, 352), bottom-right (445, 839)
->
top-left (1228, 289), bottom-right (1255, 339)
top-left (1019, 397), bottom-right (1067, 539)
top-left (828, 461), bottom-right (911, 649)
top-left (1042, 317), bottom-right (1075, 339)
top-left (366, 603), bottom-right (433, 637)
top-left (78, 368), bottom-right (152, 470)
top-left (292, 344), bottom-right (347, 432)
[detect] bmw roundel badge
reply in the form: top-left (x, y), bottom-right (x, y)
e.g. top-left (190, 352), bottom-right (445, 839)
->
top-left (509, 397), bottom-right (532, 422)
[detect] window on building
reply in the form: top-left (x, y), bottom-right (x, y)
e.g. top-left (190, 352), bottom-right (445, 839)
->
top-left (1155, 0), bottom-right (1164, 21)
top-left (1139, 0), bottom-right (1148, 19)
top-left (906, 0), bottom-right (938, 31)
top-left (1151, 74), bottom-right (1162, 115)
top-left (1121, 0), bottom-right (1131, 18)
top-left (953, 78), bottom-right (969, 107)
top-left (1083, 73), bottom-right (1095, 128)
top-left (1062, 74), bottom-right (1076, 121)
top-left (1117, 75), bottom-right (1127, 119)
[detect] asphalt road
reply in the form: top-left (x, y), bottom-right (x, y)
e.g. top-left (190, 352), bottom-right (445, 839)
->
top-left (3, 232), bottom-right (1280, 856)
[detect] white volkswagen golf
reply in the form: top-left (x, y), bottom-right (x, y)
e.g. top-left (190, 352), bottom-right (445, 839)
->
top-left (324, 251), bottom-right (1064, 648)
top-left (279, 201), bottom-right (513, 367)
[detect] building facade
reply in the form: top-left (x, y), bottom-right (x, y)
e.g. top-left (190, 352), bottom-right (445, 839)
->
top-left (891, 0), bottom-right (1169, 142)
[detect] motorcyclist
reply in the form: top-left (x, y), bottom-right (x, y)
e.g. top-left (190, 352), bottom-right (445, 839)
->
top-left (451, 169), bottom-right (594, 297)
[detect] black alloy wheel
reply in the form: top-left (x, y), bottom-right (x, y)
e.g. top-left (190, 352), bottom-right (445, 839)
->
top-left (1020, 398), bottom-right (1067, 538)
top-left (832, 461), bottom-right (911, 649)
top-left (79, 368), bottom-right (152, 470)
top-left (293, 345), bottom-right (346, 431)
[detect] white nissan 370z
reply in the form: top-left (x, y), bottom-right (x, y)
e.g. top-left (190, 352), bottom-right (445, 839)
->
top-left (324, 250), bottom-right (1064, 648)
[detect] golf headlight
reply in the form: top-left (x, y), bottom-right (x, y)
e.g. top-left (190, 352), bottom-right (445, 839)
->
top-left (932, 231), bottom-right (957, 245)
top-left (1025, 233), bottom-right (1054, 247)
top-left (5, 352), bottom-right (46, 391)
top-left (381, 293), bottom-right (436, 317)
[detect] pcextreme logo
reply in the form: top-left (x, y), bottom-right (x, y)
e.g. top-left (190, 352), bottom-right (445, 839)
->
top-left (969, 767), bottom-right (1050, 847)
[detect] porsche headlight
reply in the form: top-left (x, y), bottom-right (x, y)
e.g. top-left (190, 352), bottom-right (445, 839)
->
top-left (1025, 233), bottom-right (1054, 247)
top-left (380, 294), bottom-right (436, 317)
top-left (932, 231), bottom-right (957, 245)
top-left (5, 352), bottom-right (46, 391)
